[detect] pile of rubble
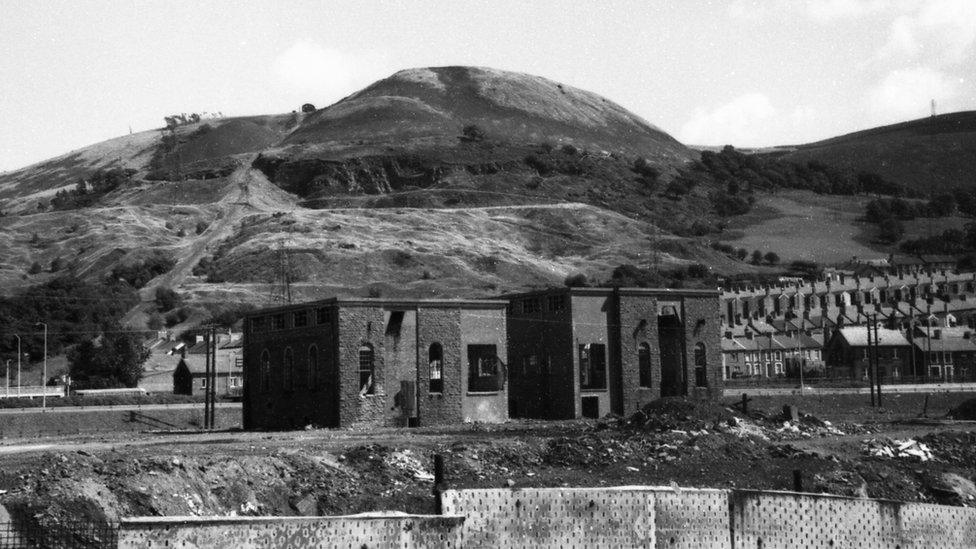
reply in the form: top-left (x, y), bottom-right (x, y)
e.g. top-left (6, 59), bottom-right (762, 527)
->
top-left (863, 438), bottom-right (935, 461)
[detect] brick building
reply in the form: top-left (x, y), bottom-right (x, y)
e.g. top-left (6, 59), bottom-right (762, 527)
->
top-left (504, 287), bottom-right (722, 420)
top-left (242, 298), bottom-right (508, 429)
top-left (824, 326), bottom-right (911, 380)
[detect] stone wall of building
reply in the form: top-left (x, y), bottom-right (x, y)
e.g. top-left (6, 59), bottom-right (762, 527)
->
top-left (617, 294), bottom-right (662, 415)
top-left (683, 295), bottom-right (725, 399)
top-left (416, 307), bottom-right (464, 426)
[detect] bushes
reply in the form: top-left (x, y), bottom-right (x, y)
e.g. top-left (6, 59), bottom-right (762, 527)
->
top-left (155, 287), bottom-right (180, 312)
top-left (110, 252), bottom-right (176, 288)
top-left (564, 273), bottom-right (589, 287)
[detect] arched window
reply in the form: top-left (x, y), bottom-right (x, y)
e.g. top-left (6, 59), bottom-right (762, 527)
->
top-left (694, 343), bottom-right (708, 387)
top-left (638, 342), bottom-right (651, 388)
top-left (429, 343), bottom-right (443, 393)
top-left (358, 344), bottom-right (375, 395)
top-left (260, 349), bottom-right (270, 392)
top-left (307, 345), bottom-right (318, 389)
top-left (283, 347), bottom-right (294, 391)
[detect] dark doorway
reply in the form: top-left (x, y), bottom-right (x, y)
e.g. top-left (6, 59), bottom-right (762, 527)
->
top-left (581, 396), bottom-right (600, 419)
top-left (658, 313), bottom-right (685, 396)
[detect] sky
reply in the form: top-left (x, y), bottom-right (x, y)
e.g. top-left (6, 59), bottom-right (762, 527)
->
top-left (1, 0), bottom-right (974, 172)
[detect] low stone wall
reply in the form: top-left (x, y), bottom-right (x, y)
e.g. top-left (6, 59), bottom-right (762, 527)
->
top-left (117, 514), bottom-right (464, 549)
top-left (0, 404), bottom-right (240, 438)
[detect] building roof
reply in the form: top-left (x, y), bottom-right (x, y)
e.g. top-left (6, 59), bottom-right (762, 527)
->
top-left (246, 297), bottom-right (509, 317)
top-left (837, 326), bottom-right (910, 347)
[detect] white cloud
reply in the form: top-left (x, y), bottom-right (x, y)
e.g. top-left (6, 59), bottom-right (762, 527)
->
top-left (867, 67), bottom-right (959, 122)
top-left (804, 0), bottom-right (889, 22)
top-left (877, 0), bottom-right (976, 66)
top-left (272, 42), bottom-right (388, 103)
top-left (679, 93), bottom-right (777, 146)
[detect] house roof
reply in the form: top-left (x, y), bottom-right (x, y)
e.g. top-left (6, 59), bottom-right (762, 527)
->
top-left (837, 326), bottom-right (910, 347)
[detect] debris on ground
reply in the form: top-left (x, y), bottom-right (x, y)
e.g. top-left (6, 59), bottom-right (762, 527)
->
top-left (947, 398), bottom-right (976, 420)
top-left (863, 438), bottom-right (934, 461)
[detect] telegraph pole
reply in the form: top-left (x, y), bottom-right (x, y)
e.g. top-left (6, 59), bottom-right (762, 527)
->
top-left (873, 314), bottom-right (882, 407)
top-left (867, 320), bottom-right (876, 407)
top-left (203, 330), bottom-right (211, 429)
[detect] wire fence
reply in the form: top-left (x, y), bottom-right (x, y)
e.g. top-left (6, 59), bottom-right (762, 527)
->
top-left (724, 374), bottom-right (976, 389)
top-left (0, 521), bottom-right (118, 549)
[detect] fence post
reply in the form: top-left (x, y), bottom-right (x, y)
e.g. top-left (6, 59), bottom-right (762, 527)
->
top-left (793, 469), bottom-right (803, 492)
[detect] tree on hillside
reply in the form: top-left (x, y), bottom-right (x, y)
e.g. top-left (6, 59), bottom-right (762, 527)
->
top-left (155, 287), bottom-right (181, 312)
top-left (878, 217), bottom-right (905, 243)
top-left (68, 330), bottom-right (149, 389)
top-left (763, 251), bottom-right (780, 265)
top-left (750, 250), bottom-right (763, 265)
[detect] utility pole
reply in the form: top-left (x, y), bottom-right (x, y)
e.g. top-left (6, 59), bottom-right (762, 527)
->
top-left (867, 320), bottom-right (876, 407)
top-left (14, 334), bottom-right (20, 397)
top-left (203, 330), bottom-right (211, 429)
top-left (873, 314), bottom-right (882, 407)
top-left (35, 322), bottom-right (47, 408)
top-left (210, 326), bottom-right (218, 429)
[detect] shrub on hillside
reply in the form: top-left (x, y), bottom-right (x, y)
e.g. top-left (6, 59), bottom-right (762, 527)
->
top-left (110, 252), bottom-right (176, 288)
top-left (155, 287), bottom-right (181, 312)
top-left (459, 124), bottom-right (486, 143)
top-left (28, 262), bottom-right (43, 275)
top-left (564, 273), bottom-right (589, 287)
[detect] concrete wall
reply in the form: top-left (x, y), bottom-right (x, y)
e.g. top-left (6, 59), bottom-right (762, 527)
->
top-left (443, 487), bottom-right (976, 549)
top-left (0, 404), bottom-right (240, 438)
top-left (118, 514), bottom-right (464, 549)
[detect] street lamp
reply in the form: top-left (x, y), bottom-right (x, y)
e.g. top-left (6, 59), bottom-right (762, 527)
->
top-left (13, 334), bottom-right (21, 397)
top-left (35, 323), bottom-right (47, 409)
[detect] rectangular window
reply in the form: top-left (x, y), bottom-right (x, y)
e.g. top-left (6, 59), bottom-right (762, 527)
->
top-left (468, 344), bottom-right (501, 392)
top-left (638, 344), bottom-right (652, 388)
top-left (229, 377), bottom-right (241, 388)
top-left (524, 298), bottom-right (542, 314)
top-left (200, 378), bottom-right (208, 389)
top-left (271, 314), bottom-right (285, 330)
top-left (294, 310), bottom-right (308, 328)
top-left (892, 348), bottom-right (898, 359)
top-left (547, 295), bottom-right (566, 312)
top-left (579, 343), bottom-right (607, 390)
top-left (316, 308), bottom-right (329, 324)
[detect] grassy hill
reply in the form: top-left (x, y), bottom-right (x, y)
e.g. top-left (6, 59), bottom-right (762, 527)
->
top-left (771, 111), bottom-right (976, 193)
top-left (0, 66), bottom-right (740, 334)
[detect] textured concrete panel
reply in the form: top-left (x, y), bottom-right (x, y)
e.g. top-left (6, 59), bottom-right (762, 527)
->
top-left (118, 514), bottom-right (464, 549)
top-left (654, 488), bottom-right (731, 549)
top-left (732, 490), bottom-right (921, 549)
top-left (441, 487), bottom-right (655, 548)
top-left (900, 502), bottom-right (976, 548)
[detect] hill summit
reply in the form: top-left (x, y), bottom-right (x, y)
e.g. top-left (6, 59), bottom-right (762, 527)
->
top-left (283, 66), bottom-right (690, 161)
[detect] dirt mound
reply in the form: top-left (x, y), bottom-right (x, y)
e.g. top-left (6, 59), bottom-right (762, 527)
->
top-left (948, 398), bottom-right (976, 420)
top-left (631, 397), bottom-right (738, 431)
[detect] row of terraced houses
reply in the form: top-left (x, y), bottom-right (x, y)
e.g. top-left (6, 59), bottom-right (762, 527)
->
top-left (721, 258), bottom-right (976, 384)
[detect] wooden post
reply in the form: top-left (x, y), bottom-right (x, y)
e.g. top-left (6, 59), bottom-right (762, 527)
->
top-left (741, 393), bottom-right (749, 414)
top-left (793, 469), bottom-right (803, 492)
top-left (433, 454), bottom-right (445, 514)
